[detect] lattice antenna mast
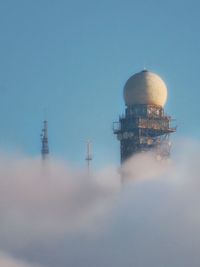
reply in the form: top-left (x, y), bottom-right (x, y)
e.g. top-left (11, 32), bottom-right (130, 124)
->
top-left (85, 141), bottom-right (92, 174)
top-left (41, 120), bottom-right (49, 160)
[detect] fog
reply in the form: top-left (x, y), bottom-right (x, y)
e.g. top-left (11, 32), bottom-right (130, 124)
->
top-left (0, 140), bottom-right (200, 266)
top-left (0, 251), bottom-right (41, 267)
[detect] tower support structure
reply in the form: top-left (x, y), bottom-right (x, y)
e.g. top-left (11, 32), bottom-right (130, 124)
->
top-left (113, 104), bottom-right (176, 163)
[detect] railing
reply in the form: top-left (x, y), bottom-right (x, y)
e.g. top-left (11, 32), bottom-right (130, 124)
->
top-left (138, 118), bottom-right (176, 132)
top-left (113, 119), bottom-right (176, 133)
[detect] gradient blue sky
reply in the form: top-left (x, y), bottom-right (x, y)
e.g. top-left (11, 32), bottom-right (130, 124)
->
top-left (0, 0), bottom-right (199, 166)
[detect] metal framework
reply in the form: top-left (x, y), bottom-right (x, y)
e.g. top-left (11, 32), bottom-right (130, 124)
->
top-left (113, 104), bottom-right (176, 163)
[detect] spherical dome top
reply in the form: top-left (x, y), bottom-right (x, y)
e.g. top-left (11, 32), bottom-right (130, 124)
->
top-left (124, 70), bottom-right (168, 107)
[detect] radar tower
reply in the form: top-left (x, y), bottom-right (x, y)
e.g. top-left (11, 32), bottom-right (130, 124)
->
top-left (113, 70), bottom-right (176, 164)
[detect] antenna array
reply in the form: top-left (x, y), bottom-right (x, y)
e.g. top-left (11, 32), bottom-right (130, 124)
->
top-left (41, 120), bottom-right (49, 160)
top-left (85, 141), bottom-right (92, 174)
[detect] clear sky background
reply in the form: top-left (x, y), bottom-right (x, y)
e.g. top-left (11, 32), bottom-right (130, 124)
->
top-left (0, 0), bottom-right (199, 166)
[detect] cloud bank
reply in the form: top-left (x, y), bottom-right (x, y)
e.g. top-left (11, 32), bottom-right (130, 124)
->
top-left (0, 155), bottom-right (120, 247)
top-left (0, 140), bottom-right (200, 266)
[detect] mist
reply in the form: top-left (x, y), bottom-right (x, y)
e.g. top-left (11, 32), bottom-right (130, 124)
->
top-left (0, 251), bottom-right (42, 267)
top-left (0, 140), bottom-right (200, 266)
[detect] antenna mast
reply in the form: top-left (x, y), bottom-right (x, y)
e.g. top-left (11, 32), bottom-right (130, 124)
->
top-left (85, 141), bottom-right (92, 174)
top-left (41, 120), bottom-right (49, 160)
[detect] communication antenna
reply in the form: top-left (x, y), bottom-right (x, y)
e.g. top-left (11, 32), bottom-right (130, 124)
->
top-left (85, 141), bottom-right (92, 174)
top-left (41, 120), bottom-right (49, 160)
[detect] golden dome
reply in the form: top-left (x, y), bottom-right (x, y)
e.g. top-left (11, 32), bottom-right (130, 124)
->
top-left (124, 70), bottom-right (168, 107)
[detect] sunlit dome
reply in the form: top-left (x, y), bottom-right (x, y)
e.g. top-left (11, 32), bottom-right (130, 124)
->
top-left (123, 70), bottom-right (168, 107)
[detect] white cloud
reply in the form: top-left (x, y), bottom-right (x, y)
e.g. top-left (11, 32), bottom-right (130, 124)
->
top-left (1, 140), bottom-right (200, 266)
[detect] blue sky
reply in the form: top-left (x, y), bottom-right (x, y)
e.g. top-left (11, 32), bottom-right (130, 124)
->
top-left (0, 0), bottom-right (199, 166)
